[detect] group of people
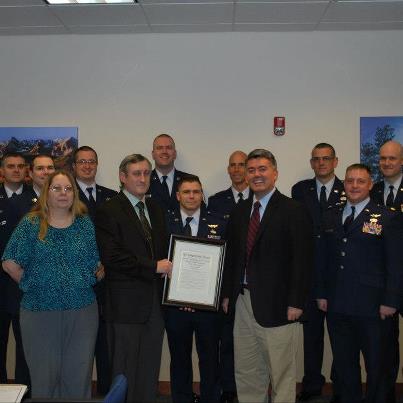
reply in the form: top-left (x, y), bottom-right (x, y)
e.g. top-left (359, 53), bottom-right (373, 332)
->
top-left (0, 133), bottom-right (402, 403)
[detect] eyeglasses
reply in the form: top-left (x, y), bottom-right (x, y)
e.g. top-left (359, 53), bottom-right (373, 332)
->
top-left (50, 185), bottom-right (73, 193)
top-left (311, 156), bottom-right (334, 162)
top-left (75, 159), bottom-right (97, 165)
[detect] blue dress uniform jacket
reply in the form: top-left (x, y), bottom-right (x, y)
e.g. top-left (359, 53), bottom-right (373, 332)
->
top-left (148, 169), bottom-right (192, 214)
top-left (317, 201), bottom-right (402, 315)
top-left (370, 178), bottom-right (403, 213)
top-left (0, 183), bottom-right (30, 386)
top-left (165, 208), bottom-right (226, 403)
top-left (208, 187), bottom-right (252, 220)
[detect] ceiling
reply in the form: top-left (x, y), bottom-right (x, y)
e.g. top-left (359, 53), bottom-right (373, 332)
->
top-left (0, 0), bottom-right (402, 35)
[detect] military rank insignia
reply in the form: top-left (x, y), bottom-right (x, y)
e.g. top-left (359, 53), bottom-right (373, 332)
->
top-left (362, 214), bottom-right (382, 235)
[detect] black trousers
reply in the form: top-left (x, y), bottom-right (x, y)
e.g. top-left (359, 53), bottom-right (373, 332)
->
top-left (327, 312), bottom-right (393, 403)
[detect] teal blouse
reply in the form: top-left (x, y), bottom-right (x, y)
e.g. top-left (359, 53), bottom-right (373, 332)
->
top-left (2, 215), bottom-right (99, 311)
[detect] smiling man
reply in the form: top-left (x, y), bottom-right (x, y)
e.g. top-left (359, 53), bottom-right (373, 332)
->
top-left (222, 149), bottom-right (313, 403)
top-left (149, 134), bottom-right (193, 214)
top-left (316, 163), bottom-right (403, 403)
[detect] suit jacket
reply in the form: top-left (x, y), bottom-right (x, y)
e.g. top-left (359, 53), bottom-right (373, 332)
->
top-left (0, 183), bottom-right (30, 313)
top-left (148, 169), bottom-right (192, 213)
top-left (316, 200), bottom-right (403, 317)
top-left (370, 177), bottom-right (403, 213)
top-left (291, 176), bottom-right (345, 236)
top-left (208, 187), bottom-right (252, 219)
top-left (95, 192), bottom-right (169, 324)
top-left (77, 182), bottom-right (117, 220)
top-left (223, 190), bottom-right (314, 327)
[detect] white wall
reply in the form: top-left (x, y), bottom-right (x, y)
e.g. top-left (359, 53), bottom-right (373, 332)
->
top-left (1, 30), bottom-right (403, 382)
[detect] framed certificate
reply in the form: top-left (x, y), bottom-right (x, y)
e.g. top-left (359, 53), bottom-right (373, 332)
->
top-left (162, 234), bottom-right (226, 311)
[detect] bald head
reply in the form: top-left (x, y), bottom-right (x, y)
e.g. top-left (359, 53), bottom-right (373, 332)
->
top-left (228, 150), bottom-right (248, 191)
top-left (379, 140), bottom-right (403, 182)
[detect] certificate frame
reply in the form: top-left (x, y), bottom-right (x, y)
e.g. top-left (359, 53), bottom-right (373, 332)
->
top-left (162, 234), bottom-right (226, 311)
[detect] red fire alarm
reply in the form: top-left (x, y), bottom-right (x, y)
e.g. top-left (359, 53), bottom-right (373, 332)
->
top-left (274, 116), bottom-right (285, 136)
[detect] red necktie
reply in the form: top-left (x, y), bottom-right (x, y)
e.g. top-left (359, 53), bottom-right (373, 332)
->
top-left (246, 201), bottom-right (261, 280)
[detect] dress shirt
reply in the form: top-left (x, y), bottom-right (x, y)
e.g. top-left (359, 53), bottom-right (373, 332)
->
top-left (4, 184), bottom-right (23, 198)
top-left (383, 174), bottom-right (402, 205)
top-left (342, 197), bottom-right (370, 224)
top-left (155, 168), bottom-right (175, 196)
top-left (231, 186), bottom-right (250, 203)
top-left (315, 177), bottom-right (335, 201)
top-left (251, 187), bottom-right (276, 221)
top-left (180, 208), bottom-right (200, 237)
top-left (77, 179), bottom-right (97, 202)
top-left (123, 189), bottom-right (151, 226)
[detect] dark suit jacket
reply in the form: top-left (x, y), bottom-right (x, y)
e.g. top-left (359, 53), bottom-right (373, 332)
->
top-left (148, 169), bottom-right (192, 213)
top-left (291, 176), bottom-right (344, 236)
top-left (223, 190), bottom-right (314, 327)
top-left (370, 177), bottom-right (403, 212)
top-left (95, 192), bottom-right (169, 324)
top-left (208, 187), bottom-right (252, 219)
top-left (77, 182), bottom-right (117, 220)
top-left (316, 200), bottom-right (403, 317)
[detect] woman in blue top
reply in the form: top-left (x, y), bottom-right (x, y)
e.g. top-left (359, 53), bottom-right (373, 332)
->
top-left (2, 170), bottom-right (101, 400)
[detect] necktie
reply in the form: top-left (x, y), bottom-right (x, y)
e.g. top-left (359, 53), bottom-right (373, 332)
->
top-left (137, 201), bottom-right (154, 257)
top-left (238, 192), bottom-right (244, 203)
top-left (246, 201), bottom-right (261, 280)
top-left (86, 187), bottom-right (96, 211)
top-left (162, 175), bottom-right (170, 197)
top-left (386, 185), bottom-right (395, 207)
top-left (183, 216), bottom-right (193, 236)
top-left (319, 185), bottom-right (327, 210)
top-left (343, 206), bottom-right (356, 232)
top-left (10, 192), bottom-right (18, 199)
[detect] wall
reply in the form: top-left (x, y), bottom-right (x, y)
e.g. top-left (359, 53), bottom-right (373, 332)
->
top-left (1, 30), bottom-right (403, 382)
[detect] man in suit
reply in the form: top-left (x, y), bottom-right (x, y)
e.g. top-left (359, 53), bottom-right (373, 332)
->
top-left (72, 145), bottom-right (117, 395)
top-left (0, 152), bottom-right (29, 385)
top-left (149, 133), bottom-right (192, 214)
top-left (369, 140), bottom-right (403, 403)
top-left (208, 150), bottom-right (250, 403)
top-left (291, 143), bottom-right (344, 401)
top-left (222, 149), bottom-right (313, 403)
top-left (95, 154), bottom-right (172, 402)
top-left (316, 163), bottom-right (403, 403)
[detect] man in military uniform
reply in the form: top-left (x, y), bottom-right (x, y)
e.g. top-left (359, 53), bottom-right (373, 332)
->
top-left (72, 145), bottom-right (117, 395)
top-left (291, 143), bottom-right (344, 402)
top-left (370, 140), bottom-right (403, 403)
top-left (0, 152), bottom-right (29, 385)
top-left (208, 150), bottom-right (250, 403)
top-left (165, 175), bottom-right (226, 403)
top-left (316, 163), bottom-right (403, 403)
top-left (149, 134), bottom-right (192, 214)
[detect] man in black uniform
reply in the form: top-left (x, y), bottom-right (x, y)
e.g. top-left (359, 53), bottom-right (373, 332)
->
top-left (72, 145), bottom-right (117, 395)
top-left (370, 140), bottom-right (403, 403)
top-left (292, 143), bottom-right (344, 402)
top-left (166, 175), bottom-right (226, 403)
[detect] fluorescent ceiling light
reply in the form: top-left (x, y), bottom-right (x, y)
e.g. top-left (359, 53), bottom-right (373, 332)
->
top-left (45, 0), bottom-right (136, 4)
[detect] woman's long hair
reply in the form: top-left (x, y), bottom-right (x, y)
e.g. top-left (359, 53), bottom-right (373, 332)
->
top-left (28, 170), bottom-right (87, 240)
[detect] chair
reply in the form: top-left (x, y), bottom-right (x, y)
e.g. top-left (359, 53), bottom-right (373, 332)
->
top-left (103, 375), bottom-right (127, 403)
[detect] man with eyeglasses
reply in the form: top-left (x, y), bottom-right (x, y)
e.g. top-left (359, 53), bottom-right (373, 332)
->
top-left (370, 140), bottom-right (403, 403)
top-left (72, 145), bottom-right (117, 395)
top-left (149, 133), bottom-right (193, 214)
top-left (96, 154), bottom-right (172, 402)
top-left (291, 143), bottom-right (344, 402)
top-left (0, 152), bottom-right (29, 385)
